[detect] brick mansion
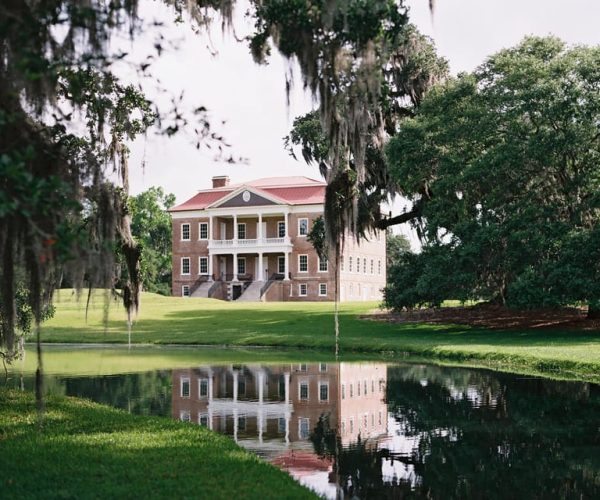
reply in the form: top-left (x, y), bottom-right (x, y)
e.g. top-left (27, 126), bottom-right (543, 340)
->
top-left (169, 176), bottom-right (386, 301)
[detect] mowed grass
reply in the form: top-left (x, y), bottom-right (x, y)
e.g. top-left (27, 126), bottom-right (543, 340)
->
top-left (40, 290), bottom-right (600, 382)
top-left (0, 389), bottom-right (316, 500)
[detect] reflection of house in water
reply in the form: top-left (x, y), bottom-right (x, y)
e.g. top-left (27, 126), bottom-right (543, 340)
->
top-left (171, 363), bottom-right (387, 497)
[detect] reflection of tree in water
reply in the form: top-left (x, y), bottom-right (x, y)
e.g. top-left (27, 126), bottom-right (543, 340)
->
top-left (309, 366), bottom-right (600, 499)
top-left (311, 414), bottom-right (415, 499)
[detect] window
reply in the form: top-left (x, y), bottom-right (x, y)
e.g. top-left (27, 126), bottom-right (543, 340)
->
top-left (181, 377), bottom-right (190, 398)
top-left (299, 418), bottom-right (310, 439)
top-left (199, 378), bottom-right (209, 398)
top-left (182, 285), bottom-right (190, 297)
top-left (363, 258), bottom-right (367, 274)
top-left (238, 377), bottom-right (246, 396)
top-left (319, 283), bottom-right (327, 296)
top-left (199, 256), bottom-right (208, 275)
top-left (349, 256), bottom-right (353, 272)
top-left (342, 384), bottom-right (346, 399)
top-left (350, 418), bottom-right (354, 434)
top-left (319, 382), bottom-right (329, 401)
top-left (237, 223), bottom-right (246, 240)
top-left (372, 380), bottom-right (375, 393)
top-left (299, 283), bottom-right (308, 296)
top-left (378, 411), bottom-right (382, 426)
top-left (341, 420), bottom-right (346, 435)
top-left (318, 256), bottom-right (328, 272)
top-left (341, 256), bottom-right (344, 271)
top-left (358, 382), bottom-right (361, 396)
top-left (199, 414), bottom-right (208, 427)
top-left (298, 254), bottom-right (308, 272)
top-left (364, 414), bottom-right (368, 429)
top-left (364, 380), bottom-right (368, 395)
top-left (299, 363), bottom-right (307, 372)
top-left (319, 363), bottom-right (327, 372)
top-left (370, 259), bottom-right (374, 274)
top-left (278, 418), bottom-right (286, 433)
top-left (350, 384), bottom-right (354, 398)
top-left (180, 411), bottom-right (191, 422)
top-left (238, 416), bottom-right (246, 431)
top-left (278, 256), bottom-right (285, 274)
top-left (378, 260), bottom-right (382, 275)
top-left (181, 257), bottom-right (190, 275)
top-left (298, 218), bottom-right (308, 236)
top-left (278, 221), bottom-right (286, 238)
top-left (299, 381), bottom-right (309, 400)
top-left (181, 223), bottom-right (190, 241)
top-left (199, 222), bottom-right (208, 240)
top-left (237, 257), bottom-right (246, 275)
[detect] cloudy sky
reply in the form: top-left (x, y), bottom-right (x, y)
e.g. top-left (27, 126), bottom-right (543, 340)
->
top-left (125, 0), bottom-right (600, 243)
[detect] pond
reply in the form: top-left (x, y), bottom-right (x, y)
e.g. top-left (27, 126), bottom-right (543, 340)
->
top-left (8, 346), bottom-right (600, 499)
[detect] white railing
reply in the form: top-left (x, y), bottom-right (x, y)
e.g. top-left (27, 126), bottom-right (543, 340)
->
top-left (210, 237), bottom-right (290, 247)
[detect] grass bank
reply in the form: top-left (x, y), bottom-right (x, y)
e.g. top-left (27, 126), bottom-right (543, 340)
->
top-left (0, 389), bottom-right (316, 499)
top-left (38, 290), bottom-right (600, 383)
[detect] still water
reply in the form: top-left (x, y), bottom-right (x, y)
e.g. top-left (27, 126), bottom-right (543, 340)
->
top-left (9, 347), bottom-right (600, 499)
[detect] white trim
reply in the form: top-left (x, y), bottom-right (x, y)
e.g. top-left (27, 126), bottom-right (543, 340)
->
top-left (318, 381), bottom-right (329, 401)
top-left (208, 185), bottom-right (289, 208)
top-left (180, 377), bottom-right (190, 398)
top-left (298, 218), bottom-right (309, 236)
top-left (318, 283), bottom-right (327, 296)
top-left (170, 204), bottom-right (319, 219)
top-left (199, 256), bottom-right (208, 275)
top-left (198, 222), bottom-right (209, 240)
top-left (181, 223), bottom-right (191, 241)
top-left (318, 256), bottom-right (328, 272)
top-left (299, 283), bottom-right (308, 296)
top-left (181, 285), bottom-right (190, 297)
top-left (298, 380), bottom-right (309, 400)
top-left (237, 256), bottom-right (246, 275)
top-left (181, 257), bottom-right (191, 276)
top-left (298, 254), bottom-right (308, 273)
top-left (198, 378), bottom-right (209, 398)
top-left (237, 222), bottom-right (246, 240)
top-left (277, 256), bottom-right (285, 274)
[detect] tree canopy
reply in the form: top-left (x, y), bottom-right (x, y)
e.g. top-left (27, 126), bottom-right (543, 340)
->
top-left (384, 36), bottom-right (600, 313)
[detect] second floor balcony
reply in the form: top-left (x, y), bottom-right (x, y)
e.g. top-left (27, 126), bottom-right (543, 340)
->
top-left (208, 236), bottom-right (292, 253)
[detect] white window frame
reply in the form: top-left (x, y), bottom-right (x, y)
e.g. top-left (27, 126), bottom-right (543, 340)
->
top-left (181, 257), bottom-right (191, 276)
top-left (277, 256), bottom-right (285, 274)
top-left (319, 283), bottom-right (327, 296)
top-left (349, 257), bottom-right (353, 273)
top-left (198, 413), bottom-right (209, 427)
top-left (198, 378), bottom-right (209, 398)
top-left (181, 285), bottom-right (190, 297)
top-left (199, 256), bottom-right (208, 275)
top-left (199, 222), bottom-right (208, 240)
top-left (181, 223), bottom-right (191, 241)
top-left (363, 258), bottom-right (367, 274)
top-left (370, 259), bottom-right (374, 274)
top-left (278, 221), bottom-right (286, 238)
top-left (298, 254), bottom-right (308, 273)
top-left (298, 417), bottom-right (310, 439)
top-left (299, 283), bottom-right (308, 297)
top-left (299, 381), bottom-right (309, 400)
top-left (342, 384), bottom-right (346, 400)
top-left (237, 257), bottom-right (246, 276)
top-left (180, 410), bottom-right (191, 422)
top-left (298, 218), bottom-right (308, 236)
top-left (237, 223), bottom-right (246, 240)
top-left (319, 382), bottom-right (329, 402)
top-left (180, 377), bottom-right (190, 398)
top-left (378, 260), bottom-right (382, 275)
top-left (318, 256), bottom-right (328, 272)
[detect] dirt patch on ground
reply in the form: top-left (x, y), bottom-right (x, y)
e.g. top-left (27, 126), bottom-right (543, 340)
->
top-left (363, 303), bottom-right (600, 331)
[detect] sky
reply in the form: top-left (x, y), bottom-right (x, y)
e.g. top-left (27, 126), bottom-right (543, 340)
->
top-left (124, 0), bottom-right (600, 245)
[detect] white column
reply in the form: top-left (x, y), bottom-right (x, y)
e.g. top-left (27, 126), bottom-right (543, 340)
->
top-left (233, 214), bottom-right (238, 242)
top-left (285, 412), bottom-right (290, 445)
top-left (233, 408), bottom-right (239, 443)
top-left (284, 372), bottom-right (290, 404)
top-left (233, 370), bottom-right (238, 402)
top-left (258, 213), bottom-right (263, 243)
top-left (283, 252), bottom-right (290, 281)
top-left (258, 252), bottom-right (264, 282)
top-left (233, 252), bottom-right (238, 282)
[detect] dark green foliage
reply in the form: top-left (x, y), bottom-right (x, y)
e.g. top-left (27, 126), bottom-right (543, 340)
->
top-left (129, 187), bottom-right (176, 295)
top-left (386, 36), bottom-right (600, 312)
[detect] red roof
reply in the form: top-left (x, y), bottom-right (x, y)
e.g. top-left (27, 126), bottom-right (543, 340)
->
top-left (170, 176), bottom-right (325, 212)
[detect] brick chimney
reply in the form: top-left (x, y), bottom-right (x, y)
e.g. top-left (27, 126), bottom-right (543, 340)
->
top-left (212, 175), bottom-right (230, 188)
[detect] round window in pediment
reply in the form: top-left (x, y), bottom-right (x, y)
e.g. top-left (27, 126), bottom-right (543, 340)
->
top-left (242, 190), bottom-right (251, 202)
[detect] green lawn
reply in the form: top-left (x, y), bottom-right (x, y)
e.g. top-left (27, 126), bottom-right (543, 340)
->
top-left (38, 290), bottom-right (600, 382)
top-left (0, 389), bottom-right (316, 499)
